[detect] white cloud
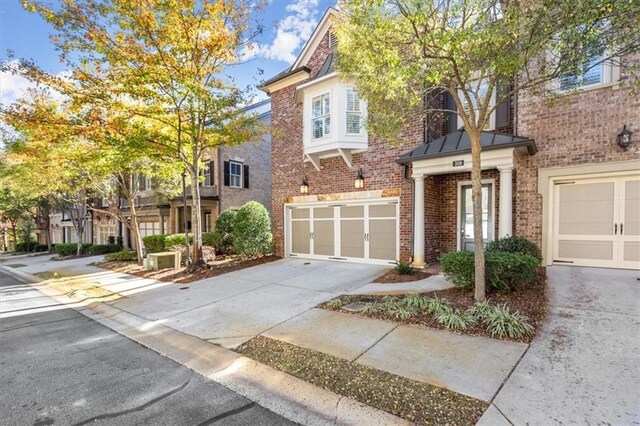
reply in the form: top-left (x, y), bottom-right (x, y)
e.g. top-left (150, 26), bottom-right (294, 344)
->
top-left (245, 0), bottom-right (321, 64)
top-left (0, 60), bottom-right (68, 106)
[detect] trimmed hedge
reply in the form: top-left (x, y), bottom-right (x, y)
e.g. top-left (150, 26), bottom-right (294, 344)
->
top-left (86, 244), bottom-right (121, 255)
top-left (143, 234), bottom-right (166, 253)
top-left (54, 243), bottom-right (92, 256)
top-left (232, 201), bottom-right (272, 257)
top-left (104, 250), bottom-right (137, 261)
top-left (212, 208), bottom-right (238, 253)
top-left (486, 236), bottom-right (543, 265)
top-left (34, 244), bottom-right (50, 252)
top-left (15, 240), bottom-right (37, 252)
top-left (440, 250), bottom-right (539, 293)
top-left (202, 232), bottom-right (216, 247)
top-left (165, 233), bottom-right (193, 247)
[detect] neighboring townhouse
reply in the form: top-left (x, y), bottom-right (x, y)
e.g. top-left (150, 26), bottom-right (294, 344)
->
top-left (261, 8), bottom-right (639, 270)
top-left (38, 100), bottom-right (272, 247)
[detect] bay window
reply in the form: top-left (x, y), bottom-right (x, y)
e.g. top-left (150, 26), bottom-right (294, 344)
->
top-left (346, 89), bottom-right (363, 135)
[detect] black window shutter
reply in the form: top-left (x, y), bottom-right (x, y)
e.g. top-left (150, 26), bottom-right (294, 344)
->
top-left (223, 161), bottom-right (230, 186)
top-left (243, 165), bottom-right (249, 189)
top-left (445, 92), bottom-right (458, 133)
top-left (495, 82), bottom-right (511, 129)
top-left (209, 161), bottom-right (214, 187)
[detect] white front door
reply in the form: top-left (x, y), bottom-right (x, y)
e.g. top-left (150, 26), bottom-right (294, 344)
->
top-left (287, 199), bottom-right (399, 264)
top-left (552, 175), bottom-right (640, 269)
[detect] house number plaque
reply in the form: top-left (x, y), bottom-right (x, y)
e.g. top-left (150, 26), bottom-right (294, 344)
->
top-left (452, 160), bottom-right (464, 167)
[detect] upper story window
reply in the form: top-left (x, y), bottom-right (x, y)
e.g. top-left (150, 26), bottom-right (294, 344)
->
top-left (559, 55), bottom-right (603, 90)
top-left (458, 80), bottom-right (496, 131)
top-left (229, 161), bottom-right (243, 188)
top-left (346, 89), bottom-right (363, 135)
top-left (312, 93), bottom-right (331, 139)
top-left (202, 162), bottom-right (213, 187)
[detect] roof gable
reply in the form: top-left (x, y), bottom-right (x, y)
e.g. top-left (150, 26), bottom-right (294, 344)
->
top-left (291, 7), bottom-right (339, 70)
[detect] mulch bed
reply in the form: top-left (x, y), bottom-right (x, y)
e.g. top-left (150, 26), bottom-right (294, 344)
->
top-left (321, 270), bottom-right (547, 344)
top-left (372, 269), bottom-right (433, 283)
top-left (94, 255), bottom-right (281, 284)
top-left (236, 336), bottom-right (487, 425)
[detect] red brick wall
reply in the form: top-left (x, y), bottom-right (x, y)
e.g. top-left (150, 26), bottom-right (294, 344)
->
top-left (270, 29), bottom-right (424, 261)
top-left (515, 56), bottom-right (640, 248)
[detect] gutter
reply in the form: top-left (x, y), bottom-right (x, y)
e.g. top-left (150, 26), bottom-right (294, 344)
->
top-left (402, 164), bottom-right (415, 264)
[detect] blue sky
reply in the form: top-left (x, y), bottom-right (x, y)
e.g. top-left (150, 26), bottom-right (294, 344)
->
top-left (0, 0), bottom-right (335, 105)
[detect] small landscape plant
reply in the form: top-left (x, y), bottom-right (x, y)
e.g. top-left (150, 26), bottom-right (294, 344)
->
top-left (212, 208), bottom-right (238, 254)
top-left (362, 302), bottom-right (381, 314)
top-left (327, 298), bottom-right (345, 309)
top-left (388, 304), bottom-right (418, 320)
top-left (395, 261), bottom-right (413, 275)
top-left (104, 250), bottom-right (137, 261)
top-left (466, 300), bottom-right (496, 321)
top-left (401, 294), bottom-right (430, 310)
top-left (486, 236), bottom-right (543, 265)
top-left (54, 243), bottom-right (92, 256)
top-left (483, 304), bottom-right (535, 339)
top-left (164, 233), bottom-right (193, 247)
top-left (435, 306), bottom-right (474, 330)
top-left (425, 296), bottom-right (452, 316)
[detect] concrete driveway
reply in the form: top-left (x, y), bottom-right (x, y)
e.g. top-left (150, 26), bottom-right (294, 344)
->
top-left (111, 258), bottom-right (387, 348)
top-left (483, 266), bottom-right (640, 425)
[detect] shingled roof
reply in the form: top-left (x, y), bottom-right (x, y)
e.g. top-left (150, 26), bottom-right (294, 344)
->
top-left (397, 129), bottom-right (536, 164)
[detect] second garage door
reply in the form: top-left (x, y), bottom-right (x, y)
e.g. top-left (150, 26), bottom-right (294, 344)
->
top-left (287, 199), bottom-right (399, 265)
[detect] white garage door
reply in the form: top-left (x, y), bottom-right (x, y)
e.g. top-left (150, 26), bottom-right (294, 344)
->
top-left (287, 199), bottom-right (399, 265)
top-left (552, 175), bottom-right (640, 269)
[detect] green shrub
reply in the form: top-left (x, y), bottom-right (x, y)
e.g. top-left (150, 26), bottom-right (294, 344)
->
top-left (466, 300), bottom-right (496, 321)
top-left (232, 201), bottom-right (272, 257)
top-left (34, 244), bottom-right (49, 252)
top-left (388, 304), bottom-right (418, 320)
top-left (15, 240), bottom-right (37, 252)
top-left (165, 233), bottom-right (193, 247)
top-left (104, 250), bottom-right (138, 261)
top-left (362, 302), bottom-right (381, 314)
top-left (202, 232), bottom-right (216, 247)
top-left (143, 234), bottom-right (166, 253)
top-left (483, 304), bottom-right (534, 339)
top-left (213, 208), bottom-right (238, 253)
top-left (54, 243), bottom-right (92, 256)
top-left (395, 261), bottom-right (413, 275)
top-left (87, 244), bottom-right (121, 255)
top-left (440, 251), bottom-right (539, 292)
top-left (486, 236), bottom-right (543, 265)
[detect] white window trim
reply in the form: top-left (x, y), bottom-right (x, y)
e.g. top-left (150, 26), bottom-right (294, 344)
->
top-left (229, 161), bottom-right (243, 188)
top-left (346, 89), bottom-right (364, 136)
top-left (457, 80), bottom-right (496, 131)
top-left (202, 162), bottom-right (213, 187)
top-left (550, 54), bottom-right (620, 94)
top-left (311, 92), bottom-right (332, 140)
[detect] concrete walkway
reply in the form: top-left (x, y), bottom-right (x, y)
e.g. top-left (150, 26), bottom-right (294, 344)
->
top-left (264, 308), bottom-right (527, 402)
top-left (480, 266), bottom-right (640, 425)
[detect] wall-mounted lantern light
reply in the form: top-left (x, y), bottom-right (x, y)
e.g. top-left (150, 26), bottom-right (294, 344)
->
top-left (354, 168), bottom-right (365, 189)
top-left (618, 125), bottom-right (633, 151)
top-left (300, 177), bottom-right (309, 195)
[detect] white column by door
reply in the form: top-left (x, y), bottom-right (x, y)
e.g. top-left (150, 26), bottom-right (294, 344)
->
top-left (413, 175), bottom-right (425, 268)
top-left (498, 166), bottom-right (513, 238)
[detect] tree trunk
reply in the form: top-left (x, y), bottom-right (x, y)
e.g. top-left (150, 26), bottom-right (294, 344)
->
top-left (188, 165), bottom-right (204, 271)
top-left (469, 131), bottom-right (486, 303)
top-left (45, 215), bottom-right (52, 253)
top-left (10, 223), bottom-right (17, 251)
top-left (128, 207), bottom-right (145, 264)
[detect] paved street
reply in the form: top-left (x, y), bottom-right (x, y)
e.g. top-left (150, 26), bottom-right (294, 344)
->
top-left (0, 270), bottom-right (293, 426)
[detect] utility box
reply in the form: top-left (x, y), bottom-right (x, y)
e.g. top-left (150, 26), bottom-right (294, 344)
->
top-left (146, 252), bottom-right (181, 270)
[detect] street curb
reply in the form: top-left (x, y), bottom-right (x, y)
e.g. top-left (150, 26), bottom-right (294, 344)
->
top-left (0, 265), bottom-right (411, 426)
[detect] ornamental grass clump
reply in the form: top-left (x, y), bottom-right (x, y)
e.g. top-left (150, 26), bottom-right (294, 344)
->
top-left (425, 295), bottom-right (452, 316)
top-left (484, 304), bottom-right (535, 339)
top-left (327, 298), bottom-right (345, 309)
top-left (466, 300), bottom-right (496, 321)
top-left (435, 306), bottom-right (475, 330)
top-left (388, 304), bottom-right (418, 320)
top-left (401, 294), bottom-right (430, 310)
top-left (362, 302), bottom-right (382, 314)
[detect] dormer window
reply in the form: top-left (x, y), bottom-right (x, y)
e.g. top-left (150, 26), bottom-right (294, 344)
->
top-left (346, 89), bottom-right (363, 135)
top-left (312, 93), bottom-right (331, 139)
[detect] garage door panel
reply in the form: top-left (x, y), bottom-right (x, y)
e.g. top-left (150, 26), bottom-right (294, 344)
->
top-left (623, 241), bottom-right (640, 263)
top-left (369, 204), bottom-right (396, 218)
top-left (557, 240), bottom-right (614, 261)
top-left (369, 219), bottom-right (397, 261)
top-left (341, 220), bottom-right (364, 258)
top-left (558, 183), bottom-right (614, 235)
top-left (313, 220), bottom-right (334, 256)
top-left (291, 220), bottom-right (310, 254)
top-left (623, 179), bottom-right (640, 236)
top-left (341, 206), bottom-right (364, 218)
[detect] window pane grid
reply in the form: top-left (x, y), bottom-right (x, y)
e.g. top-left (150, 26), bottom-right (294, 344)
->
top-left (346, 89), bottom-right (362, 134)
top-left (230, 162), bottom-right (242, 188)
top-left (312, 93), bottom-right (331, 139)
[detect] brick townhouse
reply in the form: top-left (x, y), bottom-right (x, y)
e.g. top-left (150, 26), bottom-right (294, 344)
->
top-left (41, 99), bottom-right (272, 246)
top-left (261, 8), bottom-right (639, 270)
